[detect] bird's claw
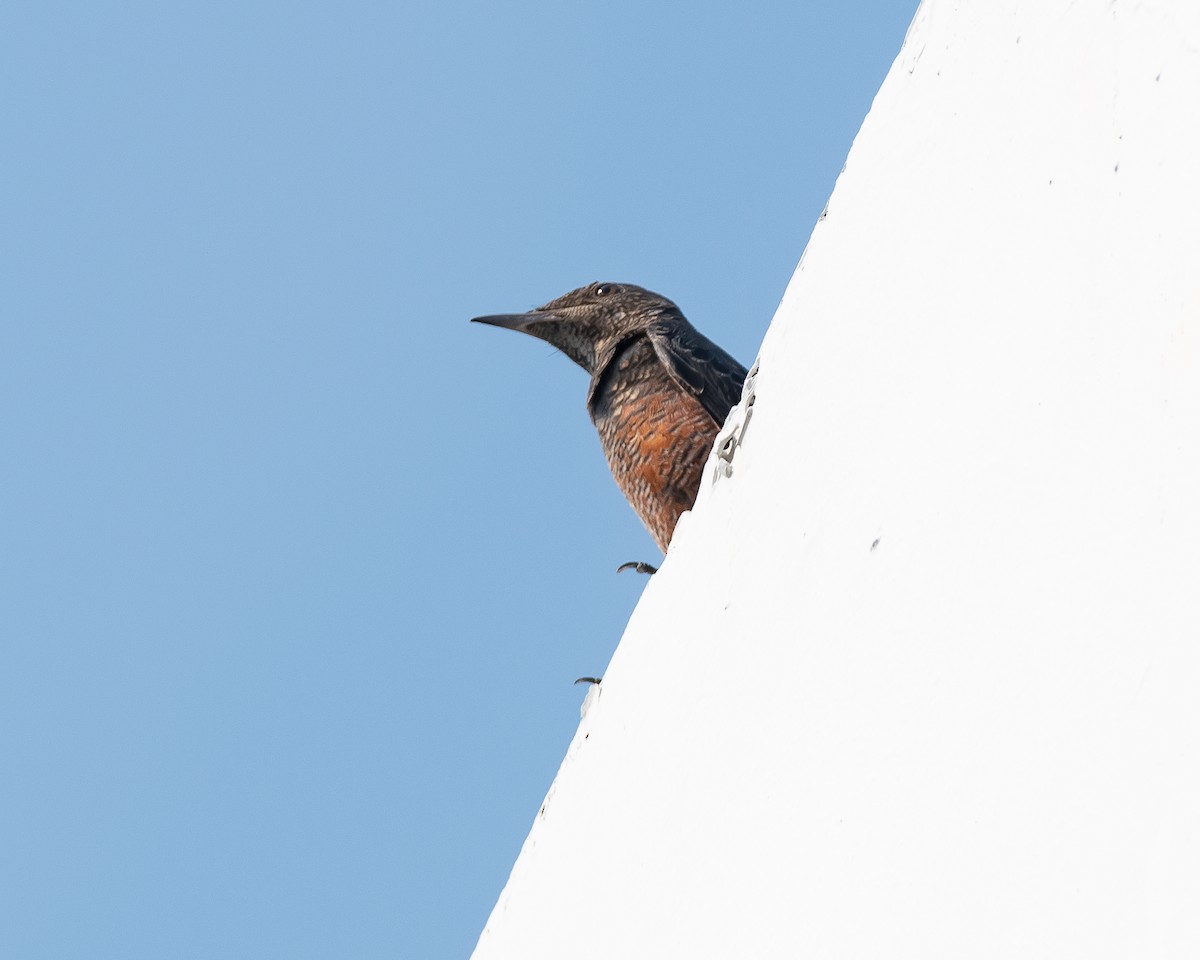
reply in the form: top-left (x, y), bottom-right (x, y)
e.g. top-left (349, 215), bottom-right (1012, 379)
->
top-left (616, 561), bottom-right (658, 575)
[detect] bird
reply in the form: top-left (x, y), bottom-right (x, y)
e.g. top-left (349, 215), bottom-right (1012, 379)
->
top-left (472, 282), bottom-right (748, 557)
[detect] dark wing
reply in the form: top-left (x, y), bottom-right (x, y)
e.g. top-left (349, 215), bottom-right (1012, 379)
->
top-left (646, 317), bottom-right (749, 427)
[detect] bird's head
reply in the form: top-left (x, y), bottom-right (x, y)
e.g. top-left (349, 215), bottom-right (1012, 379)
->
top-left (471, 282), bottom-right (681, 375)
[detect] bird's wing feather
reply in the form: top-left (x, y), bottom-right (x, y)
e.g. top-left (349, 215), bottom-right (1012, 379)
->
top-left (646, 318), bottom-right (749, 427)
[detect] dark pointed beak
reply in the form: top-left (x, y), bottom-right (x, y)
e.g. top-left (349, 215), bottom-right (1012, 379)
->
top-left (470, 310), bottom-right (555, 332)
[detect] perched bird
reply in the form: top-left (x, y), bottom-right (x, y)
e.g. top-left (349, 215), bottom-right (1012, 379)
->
top-left (472, 282), bottom-right (748, 554)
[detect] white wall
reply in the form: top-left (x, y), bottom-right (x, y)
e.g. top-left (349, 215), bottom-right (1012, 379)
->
top-left (473, 2), bottom-right (1200, 955)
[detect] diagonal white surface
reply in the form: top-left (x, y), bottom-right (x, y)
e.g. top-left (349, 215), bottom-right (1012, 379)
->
top-left (473, 2), bottom-right (1200, 955)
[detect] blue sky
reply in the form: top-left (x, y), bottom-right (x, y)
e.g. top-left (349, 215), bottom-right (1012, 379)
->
top-left (3, 2), bottom-right (916, 956)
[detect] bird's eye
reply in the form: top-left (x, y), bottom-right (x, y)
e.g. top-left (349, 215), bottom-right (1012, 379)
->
top-left (594, 283), bottom-right (616, 297)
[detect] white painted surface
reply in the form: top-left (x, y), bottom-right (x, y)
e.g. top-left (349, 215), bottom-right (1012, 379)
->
top-left (473, 2), bottom-right (1200, 956)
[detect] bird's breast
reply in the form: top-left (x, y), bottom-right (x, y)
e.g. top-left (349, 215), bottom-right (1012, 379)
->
top-left (588, 342), bottom-right (719, 551)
